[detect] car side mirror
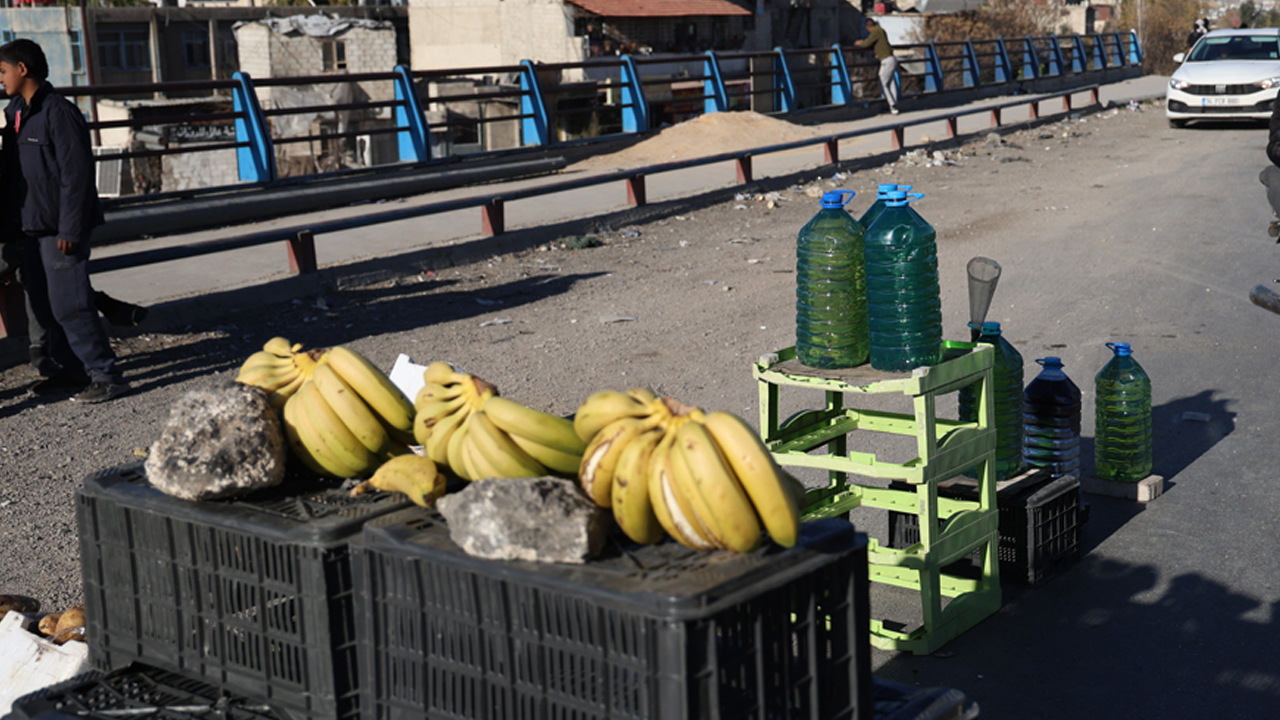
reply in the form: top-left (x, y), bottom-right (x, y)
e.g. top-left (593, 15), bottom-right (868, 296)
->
top-left (1173, 52), bottom-right (1186, 63)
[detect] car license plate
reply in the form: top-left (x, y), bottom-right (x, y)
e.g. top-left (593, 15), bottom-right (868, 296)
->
top-left (1202, 96), bottom-right (1239, 106)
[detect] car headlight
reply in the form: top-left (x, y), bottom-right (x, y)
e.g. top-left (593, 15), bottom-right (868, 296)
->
top-left (1169, 78), bottom-right (1190, 90)
top-left (1257, 76), bottom-right (1280, 90)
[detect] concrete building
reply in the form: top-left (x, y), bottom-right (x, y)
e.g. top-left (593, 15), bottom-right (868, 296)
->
top-left (0, 7), bottom-right (92, 109)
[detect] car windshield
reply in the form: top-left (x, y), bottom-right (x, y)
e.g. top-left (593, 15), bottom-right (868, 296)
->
top-left (1188, 34), bottom-right (1280, 61)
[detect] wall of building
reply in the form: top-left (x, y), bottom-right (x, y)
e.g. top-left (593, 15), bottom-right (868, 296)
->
top-left (0, 7), bottom-right (91, 113)
top-left (162, 146), bottom-right (238, 192)
top-left (410, 0), bottom-right (583, 70)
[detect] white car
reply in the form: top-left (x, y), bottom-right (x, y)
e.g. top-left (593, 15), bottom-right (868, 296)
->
top-left (1166, 28), bottom-right (1280, 128)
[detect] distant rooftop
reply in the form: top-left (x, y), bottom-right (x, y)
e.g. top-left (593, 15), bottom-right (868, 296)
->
top-left (565, 0), bottom-right (751, 18)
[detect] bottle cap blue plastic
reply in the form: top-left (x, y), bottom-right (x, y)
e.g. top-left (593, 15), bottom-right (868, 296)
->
top-left (876, 183), bottom-right (898, 197)
top-left (885, 190), bottom-right (923, 207)
top-left (981, 321), bottom-right (1001, 333)
top-left (1107, 342), bottom-right (1131, 356)
top-left (820, 190), bottom-right (856, 209)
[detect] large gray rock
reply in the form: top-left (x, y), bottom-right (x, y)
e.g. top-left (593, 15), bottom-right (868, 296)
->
top-left (145, 382), bottom-right (287, 501)
top-left (437, 477), bottom-right (607, 564)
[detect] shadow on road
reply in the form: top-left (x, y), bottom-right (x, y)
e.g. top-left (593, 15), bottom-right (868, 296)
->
top-left (876, 556), bottom-right (1280, 719)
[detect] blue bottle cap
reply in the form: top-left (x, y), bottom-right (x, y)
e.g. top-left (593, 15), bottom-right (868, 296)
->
top-left (821, 190), bottom-right (856, 208)
top-left (876, 183), bottom-right (898, 197)
top-left (885, 190), bottom-right (923, 207)
top-left (981, 321), bottom-right (1001, 333)
top-left (1107, 342), bottom-right (1132, 356)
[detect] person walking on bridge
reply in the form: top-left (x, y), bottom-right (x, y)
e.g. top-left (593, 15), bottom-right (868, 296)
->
top-left (856, 17), bottom-right (899, 115)
top-left (1261, 92), bottom-right (1280, 240)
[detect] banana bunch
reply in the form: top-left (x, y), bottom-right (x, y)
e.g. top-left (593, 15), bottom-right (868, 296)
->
top-left (281, 346), bottom-right (416, 479)
top-left (574, 390), bottom-right (801, 552)
top-left (414, 362), bottom-right (587, 481)
top-left (235, 336), bottom-right (326, 410)
top-left (351, 453), bottom-right (447, 507)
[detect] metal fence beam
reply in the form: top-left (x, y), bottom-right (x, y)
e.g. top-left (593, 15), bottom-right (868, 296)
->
top-left (393, 65), bottom-right (430, 163)
top-left (231, 72), bottom-right (274, 183)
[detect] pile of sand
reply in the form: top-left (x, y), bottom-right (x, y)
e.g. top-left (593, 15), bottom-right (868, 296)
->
top-left (573, 111), bottom-right (822, 171)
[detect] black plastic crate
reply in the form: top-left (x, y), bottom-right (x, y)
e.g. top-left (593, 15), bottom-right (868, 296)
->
top-left (4, 663), bottom-right (286, 720)
top-left (887, 469), bottom-right (1084, 587)
top-left (351, 508), bottom-right (871, 720)
top-left (872, 677), bottom-right (979, 720)
top-left (75, 463), bottom-right (412, 720)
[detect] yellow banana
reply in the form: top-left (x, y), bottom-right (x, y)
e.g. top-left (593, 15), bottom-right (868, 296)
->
top-left (573, 390), bottom-right (652, 443)
top-left (626, 387), bottom-right (658, 404)
top-left (482, 396), bottom-right (586, 455)
top-left (459, 428), bottom-right (493, 481)
top-left (424, 361), bottom-right (464, 386)
top-left (508, 434), bottom-right (583, 477)
top-left (667, 432), bottom-right (729, 550)
top-left (312, 363), bottom-right (395, 456)
top-left (282, 393), bottom-right (333, 477)
top-left (267, 372), bottom-right (308, 412)
top-left (446, 414), bottom-right (475, 480)
top-left (296, 381), bottom-right (377, 477)
top-left (416, 396), bottom-right (467, 423)
top-left (325, 346), bottom-right (415, 434)
top-left (422, 404), bottom-right (466, 460)
top-left (288, 388), bottom-right (360, 478)
top-left (701, 412), bottom-right (800, 548)
top-left (350, 454), bottom-right (447, 507)
top-left (416, 382), bottom-right (465, 410)
top-left (263, 337), bottom-right (295, 357)
top-left (611, 428), bottom-right (665, 545)
top-left (466, 410), bottom-right (547, 478)
top-left (674, 421), bottom-right (762, 553)
top-left (578, 416), bottom-right (655, 507)
top-left (649, 431), bottom-right (716, 551)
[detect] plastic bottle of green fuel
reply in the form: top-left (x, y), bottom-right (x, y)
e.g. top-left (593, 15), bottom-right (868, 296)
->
top-left (958, 321), bottom-right (1024, 480)
top-left (863, 189), bottom-right (942, 372)
top-left (1094, 342), bottom-right (1153, 482)
top-left (795, 190), bottom-right (868, 368)
top-left (858, 183), bottom-right (902, 228)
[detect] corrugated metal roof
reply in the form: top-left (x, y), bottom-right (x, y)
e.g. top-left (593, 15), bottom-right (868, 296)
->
top-left (566, 0), bottom-right (751, 18)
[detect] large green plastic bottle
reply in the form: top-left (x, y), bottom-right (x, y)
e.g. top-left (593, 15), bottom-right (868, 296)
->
top-left (1022, 357), bottom-right (1082, 478)
top-left (795, 190), bottom-right (868, 368)
top-left (863, 189), bottom-right (942, 371)
top-left (857, 183), bottom-right (902, 229)
top-left (958, 321), bottom-right (1024, 480)
top-left (1094, 342), bottom-right (1153, 482)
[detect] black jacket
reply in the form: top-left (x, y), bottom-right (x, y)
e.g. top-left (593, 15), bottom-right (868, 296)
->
top-left (1269, 94), bottom-right (1280, 168)
top-left (2, 82), bottom-right (104, 242)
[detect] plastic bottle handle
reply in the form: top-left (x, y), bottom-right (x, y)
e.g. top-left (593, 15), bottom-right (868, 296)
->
top-left (1106, 342), bottom-right (1122, 353)
top-left (830, 190), bottom-right (856, 208)
top-left (906, 192), bottom-right (924, 202)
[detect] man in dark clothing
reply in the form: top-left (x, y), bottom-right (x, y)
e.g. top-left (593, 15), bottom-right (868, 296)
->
top-left (0, 39), bottom-right (126, 402)
top-left (1261, 92), bottom-right (1280, 240)
top-left (856, 17), bottom-right (899, 115)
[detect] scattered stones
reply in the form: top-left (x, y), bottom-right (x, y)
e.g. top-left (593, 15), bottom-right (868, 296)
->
top-left (437, 477), bottom-right (608, 564)
top-left (145, 382), bottom-right (286, 501)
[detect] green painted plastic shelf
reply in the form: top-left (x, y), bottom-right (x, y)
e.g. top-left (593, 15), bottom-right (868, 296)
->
top-left (753, 342), bottom-right (1003, 655)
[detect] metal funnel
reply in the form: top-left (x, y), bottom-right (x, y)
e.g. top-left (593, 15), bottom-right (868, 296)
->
top-left (967, 257), bottom-right (1002, 341)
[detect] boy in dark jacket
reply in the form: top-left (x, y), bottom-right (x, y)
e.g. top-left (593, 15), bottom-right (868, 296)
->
top-left (1262, 92), bottom-right (1280, 240)
top-left (0, 39), bottom-right (126, 402)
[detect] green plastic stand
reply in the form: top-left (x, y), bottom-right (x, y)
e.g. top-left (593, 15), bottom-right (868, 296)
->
top-left (754, 342), bottom-right (1002, 655)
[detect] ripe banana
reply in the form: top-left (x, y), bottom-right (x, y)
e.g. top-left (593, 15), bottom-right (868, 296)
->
top-left (700, 412), bottom-right (800, 548)
top-left (467, 410), bottom-right (547, 478)
top-left (325, 346), bottom-right (416, 435)
top-left (673, 421), bottom-right (762, 553)
top-left (263, 337), bottom-right (295, 357)
top-left (666, 432), bottom-right (729, 550)
top-left (416, 382), bottom-right (465, 410)
top-left (237, 338), bottom-right (325, 411)
top-left (266, 372), bottom-right (307, 412)
top-left (447, 413), bottom-right (476, 480)
top-left (483, 395), bottom-right (586, 455)
top-left (424, 405), bottom-right (467, 466)
top-left (295, 381), bottom-right (377, 478)
top-left (285, 390), bottom-right (359, 478)
top-left (626, 387), bottom-right (658, 404)
top-left (351, 454), bottom-right (447, 507)
top-left (573, 390), bottom-right (653, 443)
top-left (649, 430), bottom-right (716, 551)
top-left (508, 434), bottom-right (583, 477)
top-left (312, 363), bottom-right (396, 457)
top-left (611, 428), bottom-right (665, 545)
top-left (424, 360), bottom-right (464, 386)
top-left (459, 426), bottom-right (494, 481)
top-left (282, 392), bottom-right (328, 476)
top-left (579, 415), bottom-right (656, 507)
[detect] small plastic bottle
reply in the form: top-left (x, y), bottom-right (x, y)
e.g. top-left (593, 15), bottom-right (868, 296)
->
top-left (958, 321), bottom-right (1024, 480)
top-left (795, 190), bottom-right (868, 368)
top-left (1022, 357), bottom-right (1082, 477)
top-left (863, 189), bottom-right (942, 372)
top-left (858, 183), bottom-right (902, 228)
top-left (1094, 342), bottom-right (1153, 482)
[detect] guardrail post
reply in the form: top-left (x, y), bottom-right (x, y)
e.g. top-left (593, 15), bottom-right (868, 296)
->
top-left (626, 174), bottom-right (646, 206)
top-left (890, 125), bottom-right (904, 150)
top-left (232, 72), bottom-right (275, 183)
top-left (704, 51), bottom-right (730, 113)
top-left (1070, 35), bottom-right (1086, 73)
top-left (0, 282), bottom-right (26, 339)
top-left (962, 41), bottom-right (980, 88)
top-left (773, 48), bottom-right (797, 112)
top-left (990, 106), bottom-right (1002, 127)
top-left (1091, 86), bottom-right (1100, 104)
top-left (392, 65), bottom-right (430, 163)
top-left (1020, 37), bottom-right (1040, 80)
top-left (830, 44), bottom-right (855, 105)
top-left (945, 115), bottom-right (958, 138)
top-left (619, 55), bottom-right (649, 133)
top-left (1127, 30), bottom-right (1143, 65)
top-left (1091, 34), bottom-right (1107, 69)
top-left (288, 230), bottom-right (317, 275)
top-left (1062, 93), bottom-right (1072, 111)
top-left (736, 154), bottom-right (753, 183)
top-left (519, 60), bottom-right (551, 147)
top-left (994, 38), bottom-right (1013, 84)
top-left (824, 138), bottom-right (839, 164)
top-left (924, 42), bottom-right (943, 93)
top-left (1047, 36), bottom-right (1066, 76)
top-left (482, 198), bottom-right (505, 236)
top-left (1028, 99), bottom-right (1039, 119)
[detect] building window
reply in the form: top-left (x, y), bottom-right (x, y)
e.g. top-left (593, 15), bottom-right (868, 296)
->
top-left (70, 30), bottom-right (84, 74)
top-left (0, 30), bottom-right (15, 45)
top-left (97, 30), bottom-right (151, 72)
top-left (184, 29), bottom-right (210, 69)
top-left (321, 40), bottom-right (346, 72)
